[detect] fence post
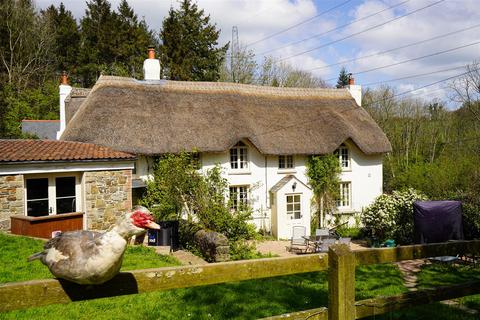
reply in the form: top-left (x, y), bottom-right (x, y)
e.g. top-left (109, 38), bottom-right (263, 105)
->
top-left (328, 244), bottom-right (356, 320)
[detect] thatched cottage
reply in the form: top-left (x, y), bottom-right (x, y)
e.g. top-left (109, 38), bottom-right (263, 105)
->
top-left (55, 51), bottom-right (390, 239)
top-left (8, 50), bottom-right (390, 239)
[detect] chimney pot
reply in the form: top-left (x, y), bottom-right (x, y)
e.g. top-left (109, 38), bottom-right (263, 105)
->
top-left (148, 46), bottom-right (155, 59)
top-left (143, 46), bottom-right (161, 81)
top-left (60, 71), bottom-right (68, 85)
top-left (348, 73), bottom-right (354, 85)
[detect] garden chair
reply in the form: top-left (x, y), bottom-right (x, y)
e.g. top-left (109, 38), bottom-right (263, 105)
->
top-left (317, 238), bottom-right (336, 253)
top-left (315, 228), bottom-right (330, 241)
top-left (287, 226), bottom-right (310, 254)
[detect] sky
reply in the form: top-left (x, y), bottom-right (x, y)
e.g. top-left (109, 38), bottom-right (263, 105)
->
top-left (34, 0), bottom-right (480, 107)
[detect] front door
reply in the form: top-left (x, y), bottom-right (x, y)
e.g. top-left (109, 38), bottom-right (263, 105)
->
top-left (284, 193), bottom-right (306, 236)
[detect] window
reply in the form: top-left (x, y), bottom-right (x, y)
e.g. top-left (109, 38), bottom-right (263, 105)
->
top-left (25, 175), bottom-right (79, 217)
top-left (286, 194), bottom-right (301, 219)
top-left (337, 144), bottom-right (350, 169)
top-left (337, 182), bottom-right (351, 208)
top-left (278, 155), bottom-right (294, 169)
top-left (229, 186), bottom-right (248, 210)
top-left (26, 178), bottom-right (49, 217)
top-left (230, 141), bottom-right (248, 170)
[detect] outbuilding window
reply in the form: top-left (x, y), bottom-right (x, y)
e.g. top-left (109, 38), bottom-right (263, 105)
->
top-left (229, 186), bottom-right (248, 210)
top-left (25, 174), bottom-right (80, 217)
top-left (230, 141), bottom-right (248, 170)
top-left (286, 194), bottom-right (301, 219)
top-left (278, 155), bottom-right (294, 169)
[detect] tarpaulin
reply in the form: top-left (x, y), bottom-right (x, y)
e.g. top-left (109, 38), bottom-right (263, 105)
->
top-left (413, 201), bottom-right (464, 244)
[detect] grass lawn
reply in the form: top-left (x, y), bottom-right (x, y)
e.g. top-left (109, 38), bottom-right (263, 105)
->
top-left (1, 233), bottom-right (479, 319)
top-left (364, 262), bottom-right (480, 320)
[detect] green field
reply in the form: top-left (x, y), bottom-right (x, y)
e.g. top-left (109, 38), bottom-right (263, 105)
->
top-left (1, 233), bottom-right (479, 319)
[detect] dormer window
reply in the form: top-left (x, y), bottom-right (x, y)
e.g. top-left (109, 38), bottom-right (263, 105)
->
top-left (338, 144), bottom-right (350, 169)
top-left (230, 141), bottom-right (248, 169)
top-left (278, 155), bottom-right (294, 169)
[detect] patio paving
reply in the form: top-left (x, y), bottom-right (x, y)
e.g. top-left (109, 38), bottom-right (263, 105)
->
top-left (254, 239), bottom-right (368, 257)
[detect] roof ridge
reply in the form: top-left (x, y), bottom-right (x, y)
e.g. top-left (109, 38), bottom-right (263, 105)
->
top-left (95, 75), bottom-right (353, 99)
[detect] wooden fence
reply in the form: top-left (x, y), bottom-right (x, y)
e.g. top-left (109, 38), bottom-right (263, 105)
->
top-left (1, 240), bottom-right (480, 319)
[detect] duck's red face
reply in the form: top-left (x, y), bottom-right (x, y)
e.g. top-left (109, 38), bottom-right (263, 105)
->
top-left (131, 210), bottom-right (160, 230)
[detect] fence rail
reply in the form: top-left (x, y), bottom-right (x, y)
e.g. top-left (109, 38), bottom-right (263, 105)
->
top-left (1, 240), bottom-right (480, 319)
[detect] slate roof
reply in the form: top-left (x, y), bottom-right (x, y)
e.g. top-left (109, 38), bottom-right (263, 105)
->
top-left (21, 120), bottom-right (60, 140)
top-left (0, 140), bottom-right (136, 163)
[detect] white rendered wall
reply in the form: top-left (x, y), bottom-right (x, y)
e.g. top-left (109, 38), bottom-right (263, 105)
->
top-left (339, 140), bottom-right (383, 215)
top-left (136, 140), bottom-right (384, 232)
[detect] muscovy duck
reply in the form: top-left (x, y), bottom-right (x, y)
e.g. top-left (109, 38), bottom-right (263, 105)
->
top-left (28, 206), bottom-right (160, 285)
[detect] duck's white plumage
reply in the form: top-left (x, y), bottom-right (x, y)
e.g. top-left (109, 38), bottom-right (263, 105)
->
top-left (28, 206), bottom-right (160, 285)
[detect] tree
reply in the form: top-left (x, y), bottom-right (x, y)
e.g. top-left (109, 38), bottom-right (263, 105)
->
top-left (449, 60), bottom-right (480, 121)
top-left (336, 66), bottom-right (349, 88)
top-left (78, 0), bottom-right (119, 86)
top-left (160, 0), bottom-right (228, 81)
top-left (41, 3), bottom-right (80, 80)
top-left (1, 81), bottom-right (59, 138)
top-left (306, 154), bottom-right (341, 228)
top-left (257, 56), bottom-right (327, 88)
top-left (114, 0), bottom-right (157, 79)
top-left (0, 0), bottom-right (55, 89)
top-left (220, 44), bottom-right (256, 84)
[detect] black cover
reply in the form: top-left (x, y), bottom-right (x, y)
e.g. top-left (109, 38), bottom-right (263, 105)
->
top-left (413, 201), bottom-right (464, 244)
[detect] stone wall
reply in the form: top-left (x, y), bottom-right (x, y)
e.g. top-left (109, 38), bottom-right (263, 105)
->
top-left (0, 175), bottom-right (24, 230)
top-left (84, 170), bottom-right (132, 230)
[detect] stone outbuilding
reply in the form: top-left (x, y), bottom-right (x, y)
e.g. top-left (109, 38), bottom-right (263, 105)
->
top-left (0, 139), bottom-right (136, 238)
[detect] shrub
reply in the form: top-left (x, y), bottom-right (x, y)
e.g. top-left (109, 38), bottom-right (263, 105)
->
top-left (141, 153), bottom-right (257, 255)
top-left (362, 188), bottom-right (428, 244)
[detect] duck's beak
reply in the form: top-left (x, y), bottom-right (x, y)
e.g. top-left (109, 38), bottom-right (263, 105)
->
top-left (145, 221), bottom-right (160, 230)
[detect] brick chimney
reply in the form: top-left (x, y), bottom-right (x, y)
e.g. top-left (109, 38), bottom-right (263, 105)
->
top-left (346, 73), bottom-right (362, 106)
top-left (143, 46), bottom-right (160, 81)
top-left (56, 71), bottom-right (72, 139)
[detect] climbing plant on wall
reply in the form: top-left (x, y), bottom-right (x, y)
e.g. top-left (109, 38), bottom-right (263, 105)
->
top-left (306, 154), bottom-right (341, 228)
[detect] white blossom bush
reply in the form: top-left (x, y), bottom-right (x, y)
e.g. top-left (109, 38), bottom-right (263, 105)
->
top-left (362, 188), bottom-right (428, 244)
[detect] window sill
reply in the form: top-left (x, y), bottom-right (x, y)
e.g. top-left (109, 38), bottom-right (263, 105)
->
top-left (277, 169), bottom-right (297, 174)
top-left (341, 167), bottom-right (352, 172)
top-left (228, 170), bottom-right (251, 175)
top-left (335, 208), bottom-right (355, 214)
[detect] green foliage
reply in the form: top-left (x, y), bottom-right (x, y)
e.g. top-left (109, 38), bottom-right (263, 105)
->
top-left (336, 227), bottom-right (364, 240)
top-left (1, 81), bottom-right (59, 138)
top-left (78, 0), bottom-right (157, 86)
top-left (306, 153), bottom-right (341, 227)
top-left (362, 188), bottom-right (428, 244)
top-left (41, 3), bottom-right (80, 78)
top-left (160, 0), bottom-right (228, 81)
top-left (140, 153), bottom-right (257, 250)
top-left (336, 66), bottom-right (349, 88)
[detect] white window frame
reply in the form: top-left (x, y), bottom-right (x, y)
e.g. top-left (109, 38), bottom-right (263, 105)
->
top-left (24, 173), bottom-right (81, 216)
top-left (230, 141), bottom-right (248, 170)
top-left (278, 155), bottom-right (294, 169)
top-left (338, 144), bottom-right (350, 170)
top-left (229, 185), bottom-right (249, 211)
top-left (337, 182), bottom-right (351, 209)
top-left (286, 193), bottom-right (302, 220)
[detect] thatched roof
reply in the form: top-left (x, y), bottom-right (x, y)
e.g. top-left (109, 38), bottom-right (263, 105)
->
top-left (61, 76), bottom-right (391, 155)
